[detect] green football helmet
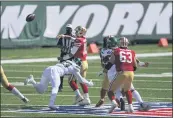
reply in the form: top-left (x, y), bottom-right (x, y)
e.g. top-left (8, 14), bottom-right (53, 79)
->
top-left (103, 36), bottom-right (118, 48)
top-left (73, 58), bottom-right (82, 66)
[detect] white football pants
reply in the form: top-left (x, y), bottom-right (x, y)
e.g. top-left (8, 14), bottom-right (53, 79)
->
top-left (34, 66), bottom-right (60, 106)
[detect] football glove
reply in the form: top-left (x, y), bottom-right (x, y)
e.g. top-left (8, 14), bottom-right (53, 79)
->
top-left (138, 62), bottom-right (149, 67)
top-left (86, 80), bottom-right (94, 87)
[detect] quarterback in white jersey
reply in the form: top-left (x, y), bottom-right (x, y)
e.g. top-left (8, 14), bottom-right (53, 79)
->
top-left (24, 59), bottom-right (94, 110)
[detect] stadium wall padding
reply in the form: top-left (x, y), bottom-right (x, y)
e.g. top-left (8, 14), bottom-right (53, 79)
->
top-left (1, 1), bottom-right (172, 48)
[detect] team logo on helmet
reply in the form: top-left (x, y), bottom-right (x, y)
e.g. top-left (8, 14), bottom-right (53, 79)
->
top-left (74, 26), bottom-right (87, 37)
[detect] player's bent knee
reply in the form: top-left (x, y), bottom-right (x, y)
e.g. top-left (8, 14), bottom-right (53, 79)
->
top-left (52, 87), bottom-right (59, 94)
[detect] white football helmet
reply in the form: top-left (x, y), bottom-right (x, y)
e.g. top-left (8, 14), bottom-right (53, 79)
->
top-left (74, 26), bottom-right (87, 37)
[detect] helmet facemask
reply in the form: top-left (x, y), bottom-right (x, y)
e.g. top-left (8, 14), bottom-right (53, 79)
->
top-left (118, 37), bottom-right (129, 48)
top-left (75, 26), bottom-right (87, 37)
top-left (106, 36), bottom-right (118, 49)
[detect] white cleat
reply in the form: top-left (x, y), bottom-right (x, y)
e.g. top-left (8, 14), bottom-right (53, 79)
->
top-left (21, 97), bottom-right (29, 103)
top-left (24, 75), bottom-right (34, 85)
top-left (73, 95), bottom-right (84, 105)
top-left (108, 103), bottom-right (117, 113)
top-left (127, 104), bottom-right (134, 113)
top-left (78, 98), bottom-right (91, 106)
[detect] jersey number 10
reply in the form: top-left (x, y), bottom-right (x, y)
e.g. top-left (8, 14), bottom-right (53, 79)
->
top-left (119, 51), bottom-right (132, 63)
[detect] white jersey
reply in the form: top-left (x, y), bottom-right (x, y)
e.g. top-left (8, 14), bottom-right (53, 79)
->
top-left (100, 48), bottom-right (113, 66)
top-left (54, 60), bottom-right (80, 76)
top-left (43, 60), bottom-right (90, 85)
top-left (100, 48), bottom-right (116, 81)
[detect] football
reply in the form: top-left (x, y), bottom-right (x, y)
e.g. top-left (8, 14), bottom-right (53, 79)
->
top-left (26, 14), bottom-right (35, 22)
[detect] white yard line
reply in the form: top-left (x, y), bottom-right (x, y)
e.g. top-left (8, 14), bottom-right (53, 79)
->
top-left (1, 83), bottom-right (172, 91)
top-left (7, 77), bottom-right (172, 82)
top-left (1, 52), bottom-right (172, 64)
top-left (2, 62), bottom-right (172, 67)
top-left (1, 101), bottom-right (172, 106)
top-left (4, 70), bottom-right (173, 77)
top-left (0, 93), bottom-right (172, 100)
top-left (0, 116), bottom-right (23, 118)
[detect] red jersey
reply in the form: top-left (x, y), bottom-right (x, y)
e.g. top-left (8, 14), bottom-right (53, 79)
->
top-left (74, 36), bottom-right (87, 61)
top-left (114, 47), bottom-right (136, 71)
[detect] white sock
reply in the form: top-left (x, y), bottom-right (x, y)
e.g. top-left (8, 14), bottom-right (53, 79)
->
top-left (11, 87), bottom-right (25, 99)
top-left (111, 100), bottom-right (117, 105)
top-left (132, 90), bottom-right (143, 104)
top-left (49, 93), bottom-right (57, 107)
top-left (75, 89), bottom-right (81, 96)
top-left (84, 93), bottom-right (89, 98)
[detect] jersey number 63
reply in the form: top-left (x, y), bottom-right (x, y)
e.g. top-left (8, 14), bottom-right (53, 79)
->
top-left (119, 51), bottom-right (132, 63)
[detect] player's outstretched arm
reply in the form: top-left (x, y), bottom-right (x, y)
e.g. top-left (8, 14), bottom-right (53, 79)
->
top-left (136, 57), bottom-right (149, 67)
top-left (72, 71), bottom-right (94, 87)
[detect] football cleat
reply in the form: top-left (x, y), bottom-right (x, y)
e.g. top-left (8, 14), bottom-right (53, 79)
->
top-left (78, 98), bottom-right (91, 106)
top-left (95, 99), bottom-right (104, 107)
top-left (127, 104), bottom-right (134, 113)
top-left (73, 95), bottom-right (84, 105)
top-left (139, 103), bottom-right (151, 111)
top-left (21, 97), bottom-right (29, 103)
top-left (24, 75), bottom-right (35, 85)
top-left (108, 103), bottom-right (117, 113)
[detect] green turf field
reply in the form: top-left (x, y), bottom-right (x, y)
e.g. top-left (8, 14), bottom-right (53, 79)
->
top-left (1, 44), bottom-right (173, 117)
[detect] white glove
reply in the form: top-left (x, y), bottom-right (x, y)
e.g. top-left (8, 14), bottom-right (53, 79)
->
top-left (86, 80), bottom-right (94, 87)
top-left (97, 71), bottom-right (103, 77)
top-left (138, 62), bottom-right (149, 67)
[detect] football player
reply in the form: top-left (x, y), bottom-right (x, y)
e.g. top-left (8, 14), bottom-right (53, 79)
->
top-left (95, 35), bottom-right (125, 110)
top-left (104, 37), bottom-right (137, 113)
top-left (1, 66), bottom-right (29, 103)
top-left (96, 36), bottom-right (150, 111)
top-left (68, 26), bottom-right (91, 105)
top-left (24, 58), bottom-right (94, 110)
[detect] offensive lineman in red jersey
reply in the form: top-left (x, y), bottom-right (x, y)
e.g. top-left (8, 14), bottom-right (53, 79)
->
top-left (68, 26), bottom-right (91, 105)
top-left (103, 37), bottom-right (137, 113)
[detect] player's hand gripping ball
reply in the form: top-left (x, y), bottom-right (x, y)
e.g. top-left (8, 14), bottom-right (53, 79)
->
top-left (26, 14), bottom-right (35, 22)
